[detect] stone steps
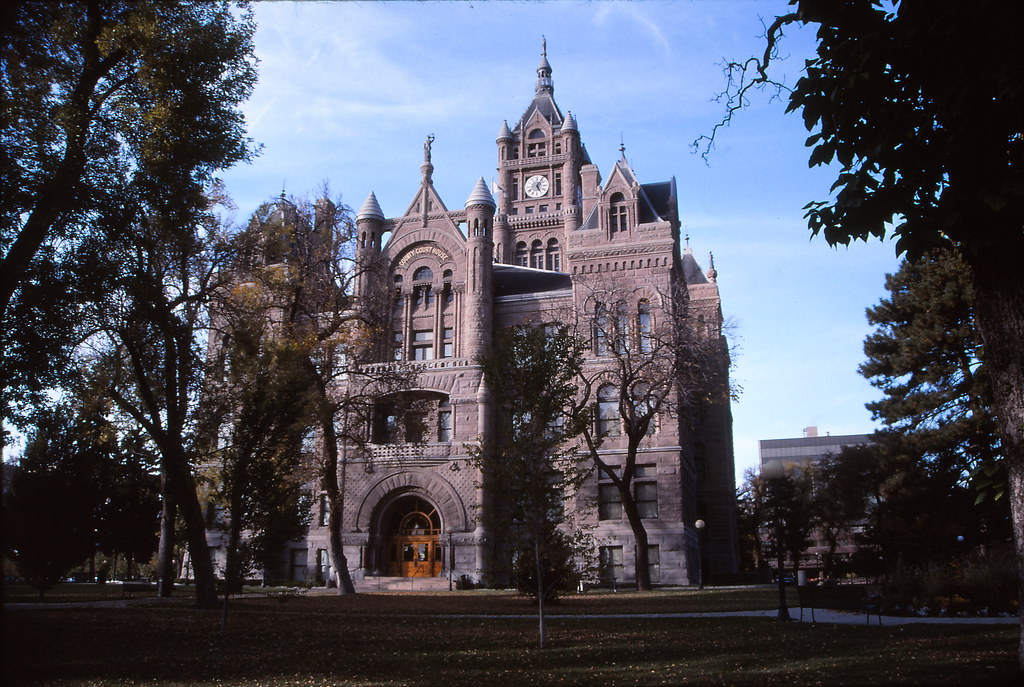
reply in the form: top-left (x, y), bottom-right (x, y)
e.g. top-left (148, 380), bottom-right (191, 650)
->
top-left (354, 575), bottom-right (452, 592)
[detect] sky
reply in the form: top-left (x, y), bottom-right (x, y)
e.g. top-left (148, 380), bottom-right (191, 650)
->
top-left (217, 0), bottom-right (905, 485)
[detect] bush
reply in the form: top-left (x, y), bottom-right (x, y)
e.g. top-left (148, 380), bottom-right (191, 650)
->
top-left (512, 530), bottom-right (581, 603)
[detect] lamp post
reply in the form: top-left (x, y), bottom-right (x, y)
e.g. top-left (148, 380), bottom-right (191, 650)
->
top-left (446, 527), bottom-right (454, 591)
top-left (762, 460), bottom-right (791, 621)
top-left (694, 519), bottom-right (706, 590)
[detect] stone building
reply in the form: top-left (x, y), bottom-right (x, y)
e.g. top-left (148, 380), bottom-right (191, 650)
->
top-left (214, 46), bottom-right (737, 587)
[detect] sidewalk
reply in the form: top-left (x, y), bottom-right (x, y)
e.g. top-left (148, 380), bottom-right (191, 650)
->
top-left (6, 596), bottom-right (1019, 625)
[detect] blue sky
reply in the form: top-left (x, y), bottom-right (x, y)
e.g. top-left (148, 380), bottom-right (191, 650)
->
top-left (218, 0), bottom-right (904, 484)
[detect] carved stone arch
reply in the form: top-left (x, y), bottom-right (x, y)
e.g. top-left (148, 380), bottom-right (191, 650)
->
top-left (356, 469), bottom-right (469, 533)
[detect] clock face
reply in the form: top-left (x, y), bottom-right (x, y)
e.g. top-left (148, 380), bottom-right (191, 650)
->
top-left (524, 174), bottom-right (550, 198)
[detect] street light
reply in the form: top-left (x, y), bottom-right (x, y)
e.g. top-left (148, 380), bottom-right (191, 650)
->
top-left (761, 460), bottom-right (791, 621)
top-left (694, 519), bottom-right (706, 590)
top-left (446, 527), bottom-right (454, 591)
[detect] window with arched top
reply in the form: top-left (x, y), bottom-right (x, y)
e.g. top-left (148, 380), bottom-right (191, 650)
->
top-left (514, 241), bottom-right (528, 267)
top-left (609, 193), bottom-right (628, 236)
top-left (413, 266), bottom-right (433, 281)
top-left (594, 304), bottom-right (609, 356)
top-left (530, 239), bottom-right (544, 269)
top-left (545, 237), bottom-right (561, 271)
top-left (527, 128), bottom-right (547, 158)
top-left (638, 300), bottom-right (653, 352)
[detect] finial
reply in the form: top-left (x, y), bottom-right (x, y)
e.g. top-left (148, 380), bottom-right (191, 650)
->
top-left (685, 233), bottom-right (690, 248)
top-left (423, 134), bottom-right (435, 163)
top-left (280, 182), bottom-right (286, 200)
top-left (707, 251), bottom-right (718, 282)
top-left (619, 134), bottom-right (626, 156)
top-left (542, 36), bottom-right (547, 58)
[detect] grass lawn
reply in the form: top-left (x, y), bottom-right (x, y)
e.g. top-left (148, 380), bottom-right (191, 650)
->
top-left (4, 587), bottom-right (1020, 686)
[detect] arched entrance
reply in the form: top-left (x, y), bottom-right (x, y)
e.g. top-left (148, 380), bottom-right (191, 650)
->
top-left (383, 495), bottom-right (443, 577)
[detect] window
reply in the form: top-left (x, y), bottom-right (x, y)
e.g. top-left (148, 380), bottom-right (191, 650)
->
top-left (412, 330), bottom-right (433, 361)
top-left (638, 300), bottom-right (653, 352)
top-left (527, 129), bottom-right (547, 158)
top-left (393, 331), bottom-right (403, 361)
top-left (515, 242), bottom-right (528, 267)
top-left (554, 172), bottom-right (562, 196)
top-left (530, 239), bottom-right (544, 269)
top-left (594, 304), bottom-right (609, 355)
top-left (636, 481), bottom-right (659, 519)
top-left (599, 546), bottom-right (624, 584)
top-left (317, 549), bottom-right (330, 583)
top-left (615, 303), bottom-right (631, 352)
top-left (545, 238), bottom-right (561, 271)
top-left (415, 285), bottom-right (433, 308)
top-left (511, 177), bottom-right (519, 200)
top-left (598, 483), bottom-right (623, 520)
top-left (375, 406), bottom-right (399, 444)
top-left (609, 193), bottom-right (628, 235)
top-left (438, 400), bottom-right (452, 442)
top-left (289, 548), bottom-right (308, 582)
top-left (648, 545), bottom-right (661, 584)
top-left (413, 266), bottom-right (433, 281)
top-left (319, 494), bottom-right (330, 527)
top-left (442, 327), bottom-right (454, 358)
top-left (597, 384), bottom-right (620, 437)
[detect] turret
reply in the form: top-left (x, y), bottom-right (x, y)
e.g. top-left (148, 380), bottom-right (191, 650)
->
top-left (462, 178), bottom-right (495, 363)
top-left (355, 191), bottom-right (385, 296)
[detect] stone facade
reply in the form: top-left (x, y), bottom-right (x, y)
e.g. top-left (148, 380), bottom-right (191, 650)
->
top-left (218, 46), bottom-right (737, 587)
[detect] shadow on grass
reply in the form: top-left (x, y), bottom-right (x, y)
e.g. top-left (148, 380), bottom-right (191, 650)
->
top-left (4, 593), bottom-right (1020, 686)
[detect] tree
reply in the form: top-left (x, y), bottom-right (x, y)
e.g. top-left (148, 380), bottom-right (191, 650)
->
top-left (573, 278), bottom-right (727, 591)
top-left (230, 193), bottom-right (414, 595)
top-left (83, 203), bottom-right (230, 608)
top-left (704, 0), bottom-right (1024, 667)
top-left (862, 250), bottom-right (1000, 488)
top-left (5, 405), bottom-right (106, 597)
top-left (203, 325), bottom-right (316, 591)
top-left (1, 0), bottom-right (256, 430)
top-left (469, 324), bottom-right (591, 648)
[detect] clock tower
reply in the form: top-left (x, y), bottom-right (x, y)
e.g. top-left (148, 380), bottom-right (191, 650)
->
top-left (493, 40), bottom-right (586, 270)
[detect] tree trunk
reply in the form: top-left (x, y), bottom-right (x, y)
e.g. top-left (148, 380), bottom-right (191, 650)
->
top-left (156, 475), bottom-right (175, 597)
top-left (319, 402), bottom-right (355, 595)
top-left (164, 453), bottom-right (218, 608)
top-left (620, 486), bottom-right (652, 591)
top-left (534, 533), bottom-right (546, 649)
top-left (967, 242), bottom-right (1024, 672)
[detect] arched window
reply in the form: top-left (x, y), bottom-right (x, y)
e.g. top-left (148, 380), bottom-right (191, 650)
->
top-left (530, 239), bottom-right (544, 269)
top-left (545, 237), bottom-right (561, 271)
top-left (515, 241), bottom-right (528, 267)
top-left (609, 193), bottom-right (628, 236)
top-left (594, 304), bottom-right (609, 355)
top-left (413, 266), bottom-right (433, 281)
top-left (638, 300), bottom-right (653, 352)
top-left (597, 384), bottom-right (620, 437)
top-left (527, 128), bottom-right (547, 158)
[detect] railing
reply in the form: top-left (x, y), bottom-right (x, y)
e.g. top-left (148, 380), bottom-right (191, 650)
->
top-left (368, 442), bottom-right (452, 462)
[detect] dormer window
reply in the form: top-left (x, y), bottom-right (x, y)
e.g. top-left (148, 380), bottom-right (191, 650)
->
top-left (609, 193), bottom-right (628, 236)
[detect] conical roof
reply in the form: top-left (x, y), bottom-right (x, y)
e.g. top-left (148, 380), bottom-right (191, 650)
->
top-left (356, 191), bottom-right (385, 221)
top-left (497, 120), bottom-right (514, 141)
top-left (465, 177), bottom-right (496, 208)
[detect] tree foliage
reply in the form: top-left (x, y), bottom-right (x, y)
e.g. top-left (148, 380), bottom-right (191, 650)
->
top-left (707, 0), bottom-right (1024, 667)
top-left (229, 192), bottom-right (415, 595)
top-left (469, 324), bottom-right (591, 648)
top-left (573, 278), bottom-right (728, 590)
top-left (1, 0), bottom-right (256, 428)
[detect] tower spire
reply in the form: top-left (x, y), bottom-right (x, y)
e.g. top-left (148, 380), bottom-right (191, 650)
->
top-left (536, 37), bottom-right (553, 95)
